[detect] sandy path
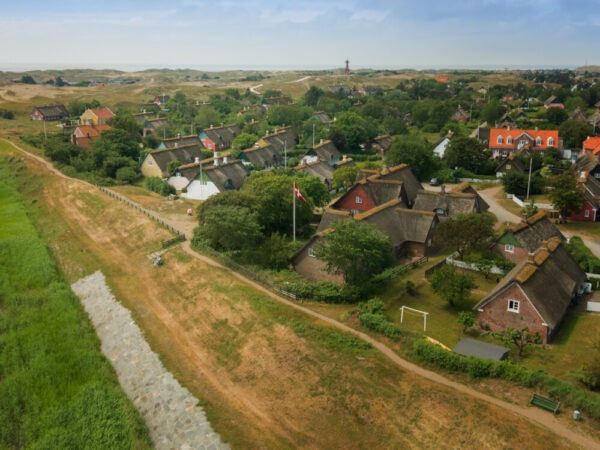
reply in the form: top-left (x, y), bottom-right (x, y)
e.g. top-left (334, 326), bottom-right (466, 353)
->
top-left (4, 138), bottom-right (599, 449)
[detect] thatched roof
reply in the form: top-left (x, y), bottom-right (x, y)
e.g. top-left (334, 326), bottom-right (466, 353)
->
top-left (241, 143), bottom-right (282, 167)
top-left (356, 164), bottom-right (423, 205)
top-left (311, 139), bottom-right (341, 162)
top-left (148, 144), bottom-right (204, 174)
top-left (475, 237), bottom-right (585, 328)
top-left (506, 211), bottom-right (564, 252)
top-left (574, 151), bottom-right (600, 174)
top-left (317, 199), bottom-right (437, 248)
top-left (412, 185), bottom-right (489, 218)
top-left (260, 126), bottom-right (298, 153)
top-left (202, 124), bottom-right (241, 147)
top-left (159, 134), bottom-right (202, 149)
top-left (295, 160), bottom-right (334, 184)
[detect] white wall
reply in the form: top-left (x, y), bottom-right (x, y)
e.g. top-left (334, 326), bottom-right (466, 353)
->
top-left (182, 180), bottom-right (220, 201)
top-left (167, 175), bottom-right (190, 191)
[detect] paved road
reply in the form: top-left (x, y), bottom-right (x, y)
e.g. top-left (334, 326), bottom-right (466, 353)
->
top-left (5, 139), bottom-right (599, 450)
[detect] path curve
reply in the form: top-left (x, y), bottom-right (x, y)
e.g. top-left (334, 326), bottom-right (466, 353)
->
top-left (4, 138), bottom-right (599, 450)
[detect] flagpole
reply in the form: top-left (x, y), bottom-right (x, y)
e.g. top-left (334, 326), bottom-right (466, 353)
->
top-left (293, 181), bottom-right (296, 241)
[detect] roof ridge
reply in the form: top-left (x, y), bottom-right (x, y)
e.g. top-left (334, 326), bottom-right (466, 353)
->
top-left (354, 199), bottom-right (402, 220)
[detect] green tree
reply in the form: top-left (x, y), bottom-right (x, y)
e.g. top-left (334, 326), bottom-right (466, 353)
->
top-left (546, 107), bottom-right (568, 126)
top-left (481, 101), bottom-right (506, 125)
top-left (329, 111), bottom-right (377, 153)
top-left (434, 213), bottom-right (495, 259)
top-left (430, 265), bottom-right (476, 307)
top-left (196, 205), bottom-right (262, 252)
top-left (197, 190), bottom-right (256, 224)
top-left (296, 175), bottom-right (330, 207)
top-left (458, 311), bottom-right (476, 333)
top-left (166, 160), bottom-right (182, 175)
top-left (266, 105), bottom-right (311, 128)
top-left (108, 115), bottom-right (142, 142)
top-left (20, 75), bottom-right (36, 84)
top-left (316, 220), bottom-right (393, 285)
top-left (115, 166), bottom-right (138, 183)
top-left (384, 134), bottom-right (439, 180)
top-left (443, 136), bottom-right (489, 174)
top-left (548, 173), bottom-right (585, 219)
top-left (332, 165), bottom-right (359, 190)
top-left (231, 133), bottom-right (259, 156)
top-left (501, 172), bottom-right (544, 197)
top-left (194, 107), bottom-right (222, 130)
top-left (255, 233), bottom-right (293, 270)
top-left (581, 341), bottom-right (600, 390)
top-left (303, 86), bottom-right (324, 107)
top-left (559, 120), bottom-right (594, 149)
top-left (491, 327), bottom-right (541, 357)
top-left (241, 172), bottom-right (312, 235)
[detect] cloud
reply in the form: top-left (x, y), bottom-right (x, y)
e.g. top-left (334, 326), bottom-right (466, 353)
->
top-left (259, 8), bottom-right (327, 24)
top-left (350, 9), bottom-right (388, 22)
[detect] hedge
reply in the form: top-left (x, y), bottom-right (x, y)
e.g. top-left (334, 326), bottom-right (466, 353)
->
top-left (412, 340), bottom-right (600, 419)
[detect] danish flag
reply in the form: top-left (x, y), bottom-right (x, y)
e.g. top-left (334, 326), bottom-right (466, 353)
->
top-left (294, 183), bottom-right (307, 203)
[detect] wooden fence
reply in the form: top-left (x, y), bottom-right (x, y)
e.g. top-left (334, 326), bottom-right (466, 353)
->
top-left (96, 186), bottom-right (186, 244)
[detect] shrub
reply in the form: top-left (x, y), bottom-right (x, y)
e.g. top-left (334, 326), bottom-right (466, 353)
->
top-left (144, 176), bottom-right (175, 196)
top-left (285, 281), bottom-right (360, 303)
top-left (115, 167), bottom-right (137, 183)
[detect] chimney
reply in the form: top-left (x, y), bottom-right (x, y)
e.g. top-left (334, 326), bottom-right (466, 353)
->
top-left (174, 142), bottom-right (178, 148)
top-left (177, 133), bottom-right (181, 138)
top-left (223, 155), bottom-right (228, 164)
top-left (541, 240), bottom-right (549, 250)
top-left (194, 157), bottom-right (200, 164)
top-left (319, 138), bottom-right (324, 145)
top-left (527, 252), bottom-right (535, 264)
top-left (210, 124), bottom-right (213, 129)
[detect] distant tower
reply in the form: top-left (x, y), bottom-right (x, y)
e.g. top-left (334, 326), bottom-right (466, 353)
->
top-left (345, 59), bottom-right (350, 76)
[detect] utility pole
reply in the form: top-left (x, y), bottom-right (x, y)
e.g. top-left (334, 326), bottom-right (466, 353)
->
top-left (526, 156), bottom-right (533, 201)
top-left (312, 123), bottom-right (315, 148)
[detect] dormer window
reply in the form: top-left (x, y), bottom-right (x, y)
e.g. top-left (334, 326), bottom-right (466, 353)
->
top-left (497, 135), bottom-right (503, 144)
top-left (507, 136), bottom-right (513, 144)
top-left (547, 137), bottom-right (554, 147)
top-left (355, 196), bottom-right (363, 204)
top-left (536, 137), bottom-right (542, 146)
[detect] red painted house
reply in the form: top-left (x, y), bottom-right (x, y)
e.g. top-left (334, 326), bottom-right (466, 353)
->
top-left (332, 164), bottom-right (422, 212)
top-left (488, 128), bottom-right (559, 159)
top-left (475, 237), bottom-right (586, 343)
top-left (570, 152), bottom-right (600, 222)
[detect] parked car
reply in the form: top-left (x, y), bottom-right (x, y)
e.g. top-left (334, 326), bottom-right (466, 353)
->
top-left (429, 178), bottom-right (441, 186)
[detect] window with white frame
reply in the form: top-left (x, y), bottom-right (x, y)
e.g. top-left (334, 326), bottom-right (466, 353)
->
top-left (355, 196), bottom-right (363, 204)
top-left (497, 135), bottom-right (503, 144)
top-left (507, 136), bottom-right (513, 144)
top-left (536, 137), bottom-right (542, 146)
top-left (585, 210), bottom-right (590, 218)
top-left (547, 137), bottom-right (554, 147)
top-left (505, 244), bottom-right (514, 253)
top-left (308, 247), bottom-right (316, 257)
top-left (508, 299), bottom-right (520, 313)
top-left (506, 164), bottom-right (512, 169)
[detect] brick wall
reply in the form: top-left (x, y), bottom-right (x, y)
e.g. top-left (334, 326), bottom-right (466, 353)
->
top-left (335, 185), bottom-right (376, 212)
top-left (476, 283), bottom-right (550, 343)
top-left (293, 246), bottom-right (344, 284)
top-left (492, 243), bottom-right (529, 263)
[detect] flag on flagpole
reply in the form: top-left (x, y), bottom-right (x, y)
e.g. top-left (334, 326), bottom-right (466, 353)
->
top-left (294, 183), bottom-right (307, 203)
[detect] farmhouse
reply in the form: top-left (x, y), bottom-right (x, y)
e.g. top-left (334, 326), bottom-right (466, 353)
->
top-left (493, 211), bottom-right (564, 262)
top-left (80, 107), bottom-right (115, 126)
top-left (488, 128), bottom-right (559, 159)
top-left (300, 139), bottom-right (341, 166)
top-left (141, 144), bottom-right (205, 178)
top-left (296, 200), bottom-right (438, 282)
top-left (171, 157), bottom-right (248, 201)
top-left (412, 182), bottom-right (489, 219)
top-left (240, 143), bottom-right (282, 169)
top-left (30, 104), bottom-right (69, 121)
top-left (352, 164), bottom-right (423, 208)
top-left (199, 124), bottom-right (240, 151)
top-left (332, 172), bottom-right (409, 213)
top-left (70, 124), bottom-right (112, 150)
top-left (475, 237), bottom-right (586, 343)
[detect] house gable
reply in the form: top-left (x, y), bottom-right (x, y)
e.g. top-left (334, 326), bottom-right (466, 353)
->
top-left (333, 184), bottom-right (376, 212)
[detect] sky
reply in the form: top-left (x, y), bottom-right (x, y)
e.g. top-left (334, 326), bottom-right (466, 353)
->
top-left (0, 0), bottom-right (597, 71)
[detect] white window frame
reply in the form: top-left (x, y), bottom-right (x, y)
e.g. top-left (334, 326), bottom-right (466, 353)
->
top-left (547, 137), bottom-right (554, 147)
top-left (497, 135), bottom-right (503, 144)
top-left (536, 137), bottom-right (542, 146)
top-left (355, 196), bottom-right (363, 204)
top-left (308, 247), bottom-right (316, 257)
top-left (585, 209), bottom-right (590, 218)
top-left (508, 299), bottom-right (520, 313)
top-left (507, 136), bottom-right (513, 144)
top-left (505, 244), bottom-right (514, 253)
top-left (506, 164), bottom-right (512, 169)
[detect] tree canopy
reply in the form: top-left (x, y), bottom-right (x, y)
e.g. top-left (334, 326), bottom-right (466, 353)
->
top-left (384, 134), bottom-right (439, 180)
top-left (434, 213), bottom-right (496, 259)
top-left (316, 220), bottom-right (393, 285)
top-left (444, 137), bottom-right (491, 174)
top-left (548, 173), bottom-right (585, 218)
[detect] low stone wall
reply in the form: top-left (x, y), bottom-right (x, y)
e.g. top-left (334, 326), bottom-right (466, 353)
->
top-left (72, 271), bottom-right (229, 450)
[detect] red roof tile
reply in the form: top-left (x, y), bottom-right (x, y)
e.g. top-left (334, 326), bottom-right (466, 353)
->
top-left (489, 128), bottom-right (559, 149)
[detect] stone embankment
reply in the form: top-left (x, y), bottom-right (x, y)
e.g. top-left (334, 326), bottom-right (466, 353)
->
top-left (72, 271), bottom-right (229, 450)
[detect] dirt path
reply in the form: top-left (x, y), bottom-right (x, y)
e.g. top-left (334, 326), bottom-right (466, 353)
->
top-left (479, 185), bottom-right (521, 226)
top-left (4, 138), bottom-right (599, 449)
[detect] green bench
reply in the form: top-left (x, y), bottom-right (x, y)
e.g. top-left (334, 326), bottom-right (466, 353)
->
top-left (530, 393), bottom-right (560, 414)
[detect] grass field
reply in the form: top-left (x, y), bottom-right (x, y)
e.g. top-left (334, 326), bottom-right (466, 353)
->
top-left (0, 150), bottom-right (151, 449)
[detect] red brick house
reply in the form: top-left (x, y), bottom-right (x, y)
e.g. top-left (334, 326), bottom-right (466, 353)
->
top-left (493, 211), bottom-right (564, 263)
top-left (333, 164), bottom-right (422, 212)
top-left (70, 124), bottom-right (112, 150)
top-left (475, 237), bottom-right (586, 343)
top-left (488, 128), bottom-right (560, 159)
top-left (292, 232), bottom-right (344, 283)
top-left (570, 152), bottom-right (600, 222)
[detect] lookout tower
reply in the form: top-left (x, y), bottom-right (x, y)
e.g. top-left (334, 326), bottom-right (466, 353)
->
top-left (345, 59), bottom-right (350, 76)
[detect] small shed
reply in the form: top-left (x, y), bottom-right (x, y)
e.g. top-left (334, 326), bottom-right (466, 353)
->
top-left (453, 338), bottom-right (509, 361)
